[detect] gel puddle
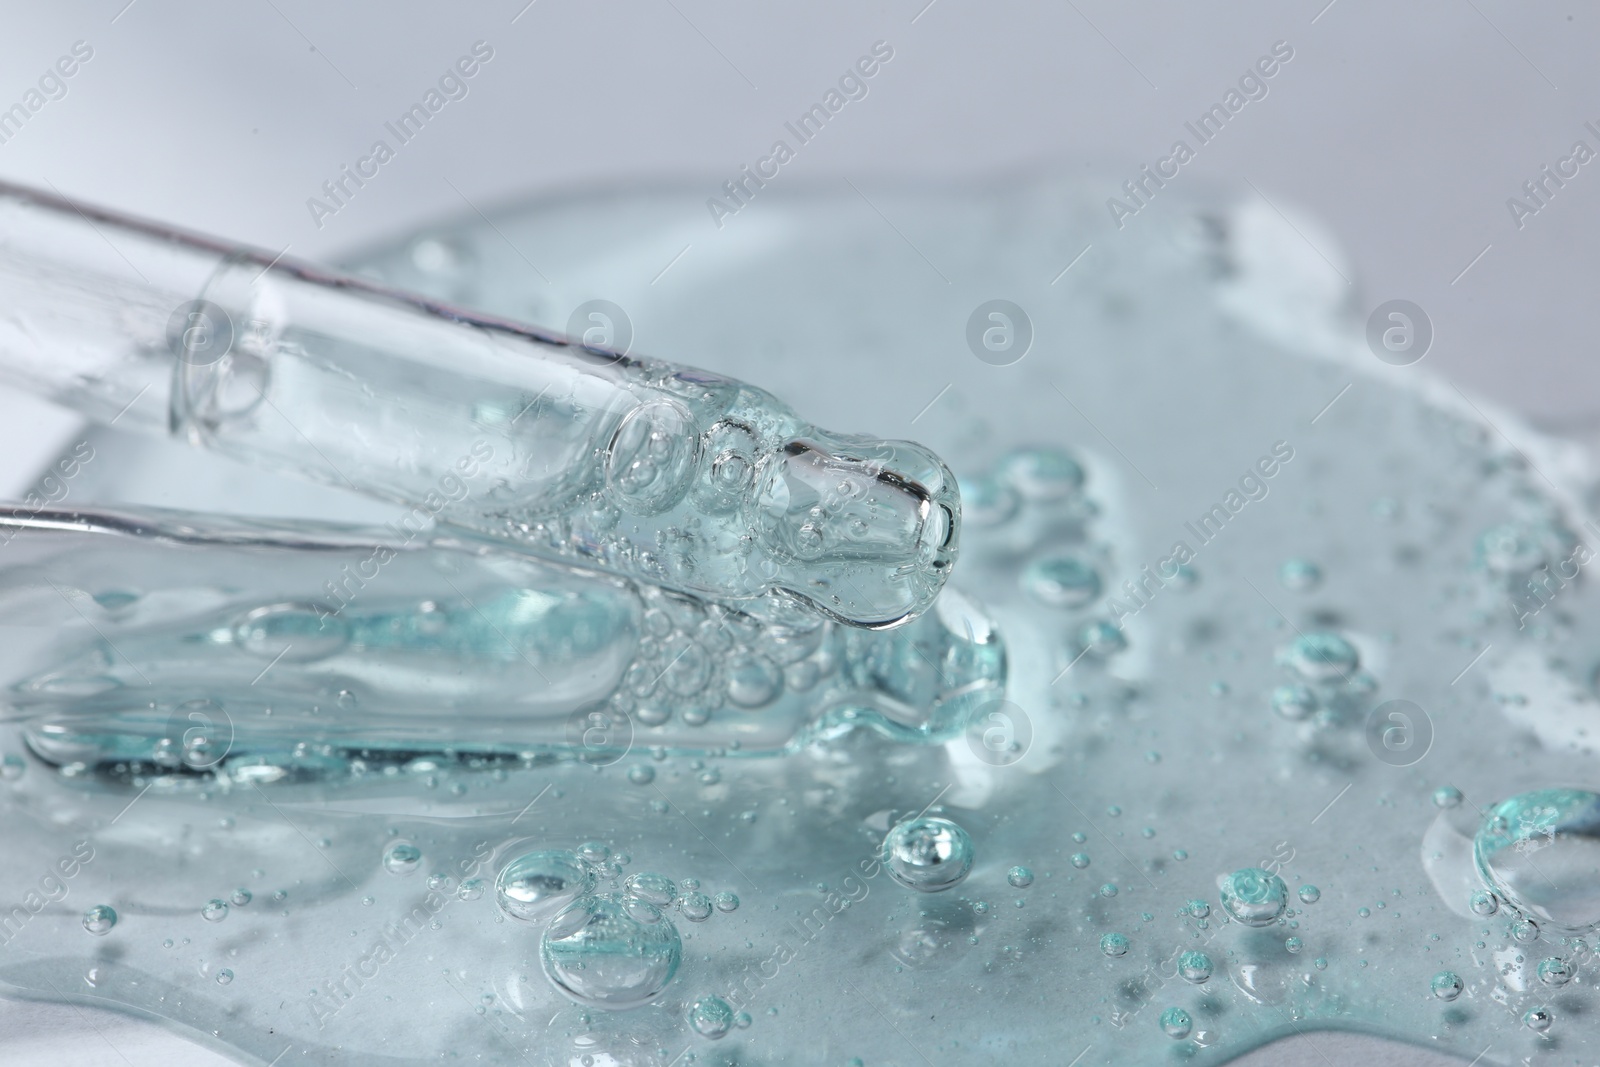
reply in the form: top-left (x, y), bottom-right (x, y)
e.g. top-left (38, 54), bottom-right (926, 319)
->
top-left (0, 179), bottom-right (1595, 1065)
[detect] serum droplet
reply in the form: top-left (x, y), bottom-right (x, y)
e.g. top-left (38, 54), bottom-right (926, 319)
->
top-left (1219, 867), bottom-right (1288, 927)
top-left (82, 905), bottom-right (116, 936)
top-left (881, 816), bottom-right (975, 893)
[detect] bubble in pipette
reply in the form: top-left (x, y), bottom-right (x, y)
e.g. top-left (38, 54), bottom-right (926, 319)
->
top-left (725, 654), bottom-right (782, 707)
top-left (234, 602), bottom-right (350, 663)
top-left (881, 816), bottom-right (974, 893)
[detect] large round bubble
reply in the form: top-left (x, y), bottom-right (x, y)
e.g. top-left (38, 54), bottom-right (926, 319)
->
top-left (540, 894), bottom-right (683, 1009)
top-left (1475, 789), bottom-right (1600, 934)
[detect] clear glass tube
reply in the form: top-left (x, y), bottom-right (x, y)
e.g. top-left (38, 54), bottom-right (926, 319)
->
top-left (0, 505), bottom-right (1004, 784)
top-left (0, 182), bottom-right (959, 628)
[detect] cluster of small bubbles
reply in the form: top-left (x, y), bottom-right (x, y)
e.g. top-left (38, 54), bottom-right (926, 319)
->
top-left (1022, 555), bottom-right (1102, 609)
top-left (1219, 867), bottom-right (1289, 927)
top-left (627, 765), bottom-right (655, 785)
top-left (1432, 786), bottom-right (1464, 809)
top-left (714, 892), bottom-right (739, 913)
top-left (230, 889), bottom-right (251, 907)
top-left (201, 899), bottom-right (229, 923)
top-left (623, 872), bottom-right (677, 908)
top-left (1524, 1007), bottom-right (1553, 1033)
top-left (1007, 866), bottom-right (1034, 888)
top-left (82, 905), bottom-right (116, 936)
top-left (215, 969), bottom-right (234, 985)
top-left (1431, 971), bottom-right (1463, 1001)
top-left (1282, 632), bottom-right (1359, 683)
top-left (1278, 558), bottom-right (1323, 592)
top-left (458, 879), bottom-right (485, 901)
top-left (1298, 884), bottom-right (1320, 905)
top-left (1537, 957), bottom-right (1574, 986)
top-left (1271, 684), bottom-right (1317, 722)
top-left (497, 851), bottom-right (596, 923)
top-left (1100, 932), bottom-right (1129, 958)
top-left (1159, 1006), bottom-right (1193, 1040)
top-left (880, 816), bottom-right (975, 893)
top-left (1070, 853), bottom-right (1090, 869)
top-left (1285, 936), bottom-right (1303, 954)
top-left (688, 995), bottom-right (736, 1040)
top-left (540, 894), bottom-right (682, 1009)
top-left (1178, 950), bottom-right (1212, 984)
top-left (383, 843), bottom-right (422, 875)
top-left (1468, 889), bottom-right (1498, 917)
